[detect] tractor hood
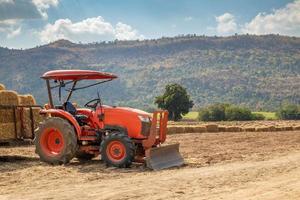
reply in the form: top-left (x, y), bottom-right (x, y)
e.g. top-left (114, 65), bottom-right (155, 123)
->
top-left (103, 105), bottom-right (151, 117)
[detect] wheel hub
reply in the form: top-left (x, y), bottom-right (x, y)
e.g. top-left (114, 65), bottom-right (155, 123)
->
top-left (40, 128), bottom-right (64, 155)
top-left (106, 141), bottom-right (126, 162)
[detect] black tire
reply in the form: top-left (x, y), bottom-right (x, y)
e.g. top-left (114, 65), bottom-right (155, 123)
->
top-left (34, 117), bottom-right (78, 164)
top-left (100, 132), bottom-right (135, 168)
top-left (75, 151), bottom-right (95, 161)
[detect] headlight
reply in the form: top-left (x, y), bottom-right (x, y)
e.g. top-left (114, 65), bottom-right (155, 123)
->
top-left (138, 115), bottom-right (150, 123)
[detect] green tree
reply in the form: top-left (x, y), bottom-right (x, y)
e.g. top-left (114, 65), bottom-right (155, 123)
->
top-left (276, 104), bottom-right (300, 120)
top-left (155, 83), bottom-right (193, 121)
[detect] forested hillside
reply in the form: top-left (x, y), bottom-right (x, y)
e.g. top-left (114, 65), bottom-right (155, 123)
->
top-left (0, 34), bottom-right (299, 111)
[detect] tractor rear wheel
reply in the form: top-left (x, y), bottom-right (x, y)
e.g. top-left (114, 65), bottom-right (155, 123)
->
top-left (100, 132), bottom-right (135, 168)
top-left (35, 117), bottom-right (78, 164)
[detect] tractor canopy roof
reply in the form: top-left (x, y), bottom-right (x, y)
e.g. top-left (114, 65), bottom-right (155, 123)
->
top-left (41, 70), bottom-right (117, 80)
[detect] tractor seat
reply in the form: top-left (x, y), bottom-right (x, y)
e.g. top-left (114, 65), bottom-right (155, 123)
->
top-left (63, 102), bottom-right (88, 125)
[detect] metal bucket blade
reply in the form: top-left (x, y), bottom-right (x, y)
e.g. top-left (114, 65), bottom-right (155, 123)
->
top-left (146, 143), bottom-right (184, 170)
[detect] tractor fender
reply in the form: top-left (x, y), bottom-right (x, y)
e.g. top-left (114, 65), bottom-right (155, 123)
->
top-left (104, 125), bottom-right (128, 135)
top-left (40, 109), bottom-right (81, 137)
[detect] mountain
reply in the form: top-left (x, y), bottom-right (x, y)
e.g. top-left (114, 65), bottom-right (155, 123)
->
top-left (0, 35), bottom-right (299, 111)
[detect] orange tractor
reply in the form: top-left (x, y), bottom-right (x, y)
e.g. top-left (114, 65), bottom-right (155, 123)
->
top-left (35, 70), bottom-right (183, 170)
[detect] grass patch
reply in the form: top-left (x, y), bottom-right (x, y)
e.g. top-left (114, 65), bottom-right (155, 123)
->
top-left (252, 112), bottom-right (277, 120)
top-left (182, 111), bottom-right (198, 120)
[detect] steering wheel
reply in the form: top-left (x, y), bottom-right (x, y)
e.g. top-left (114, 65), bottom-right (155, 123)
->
top-left (84, 98), bottom-right (100, 110)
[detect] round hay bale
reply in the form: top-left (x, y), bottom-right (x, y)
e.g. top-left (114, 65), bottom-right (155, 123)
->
top-left (0, 90), bottom-right (19, 105)
top-left (293, 126), bottom-right (300, 131)
top-left (225, 126), bottom-right (241, 132)
top-left (18, 94), bottom-right (36, 105)
top-left (206, 124), bottom-right (219, 132)
top-left (0, 83), bottom-right (5, 90)
top-left (243, 127), bottom-right (256, 132)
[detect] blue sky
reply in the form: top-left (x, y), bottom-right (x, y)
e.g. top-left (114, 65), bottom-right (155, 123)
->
top-left (0, 0), bottom-right (299, 49)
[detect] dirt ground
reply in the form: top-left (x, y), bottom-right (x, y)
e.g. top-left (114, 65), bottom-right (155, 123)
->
top-left (1, 131), bottom-right (300, 200)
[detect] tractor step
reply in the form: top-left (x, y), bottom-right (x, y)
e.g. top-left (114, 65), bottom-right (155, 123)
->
top-left (79, 136), bottom-right (99, 141)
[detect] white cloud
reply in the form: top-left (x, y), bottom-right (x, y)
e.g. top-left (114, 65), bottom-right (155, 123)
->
top-left (115, 22), bottom-right (144, 40)
top-left (215, 13), bottom-right (237, 34)
top-left (39, 16), bottom-right (144, 43)
top-left (242, 1), bottom-right (300, 36)
top-left (32, 0), bottom-right (59, 19)
top-left (0, 19), bottom-right (22, 39)
top-left (184, 16), bottom-right (193, 21)
top-left (7, 26), bottom-right (21, 38)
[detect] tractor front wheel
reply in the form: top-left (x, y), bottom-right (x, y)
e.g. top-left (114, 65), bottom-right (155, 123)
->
top-left (100, 132), bottom-right (135, 168)
top-left (35, 117), bottom-right (78, 164)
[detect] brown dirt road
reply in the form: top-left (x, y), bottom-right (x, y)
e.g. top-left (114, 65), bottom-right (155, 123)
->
top-left (1, 131), bottom-right (300, 200)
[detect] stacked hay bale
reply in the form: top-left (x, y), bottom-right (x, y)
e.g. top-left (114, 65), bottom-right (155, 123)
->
top-left (0, 84), bottom-right (5, 90)
top-left (0, 89), bottom-right (21, 139)
top-left (18, 94), bottom-right (44, 138)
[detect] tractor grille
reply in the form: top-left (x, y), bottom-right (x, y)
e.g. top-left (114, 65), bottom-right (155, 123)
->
top-left (141, 121), bottom-right (151, 136)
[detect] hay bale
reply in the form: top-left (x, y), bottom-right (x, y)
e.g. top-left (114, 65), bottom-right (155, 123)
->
top-left (0, 122), bottom-right (21, 140)
top-left (283, 126), bottom-right (293, 131)
top-left (225, 126), bottom-right (241, 132)
top-left (0, 83), bottom-right (5, 90)
top-left (206, 124), bottom-right (219, 132)
top-left (167, 126), bottom-right (185, 134)
top-left (184, 126), bottom-right (195, 133)
top-left (21, 107), bottom-right (44, 138)
top-left (293, 126), bottom-right (300, 131)
top-left (193, 126), bottom-right (207, 133)
top-left (268, 126), bottom-right (276, 132)
top-left (18, 94), bottom-right (36, 105)
top-left (243, 127), bottom-right (256, 132)
top-left (275, 127), bottom-right (283, 131)
top-left (0, 90), bottom-right (19, 105)
top-left (218, 126), bottom-right (227, 132)
top-left (255, 127), bottom-right (270, 132)
top-left (0, 108), bottom-right (20, 123)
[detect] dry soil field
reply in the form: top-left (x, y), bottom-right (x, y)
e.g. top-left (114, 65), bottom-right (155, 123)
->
top-left (1, 130), bottom-right (300, 200)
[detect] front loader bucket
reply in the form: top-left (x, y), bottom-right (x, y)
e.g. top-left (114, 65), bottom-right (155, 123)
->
top-left (146, 143), bottom-right (184, 170)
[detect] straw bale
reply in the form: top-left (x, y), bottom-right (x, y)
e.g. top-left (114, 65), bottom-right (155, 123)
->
top-left (21, 107), bottom-right (44, 138)
top-left (283, 126), bottom-right (293, 131)
top-left (243, 127), bottom-right (256, 132)
top-left (0, 107), bottom-right (21, 123)
top-left (268, 126), bottom-right (276, 132)
top-left (0, 122), bottom-right (21, 140)
top-left (18, 94), bottom-right (36, 105)
top-left (206, 124), bottom-right (219, 132)
top-left (0, 90), bottom-right (19, 105)
top-left (0, 83), bottom-right (5, 90)
top-left (255, 127), bottom-right (270, 132)
top-left (218, 126), bottom-right (227, 132)
top-left (293, 126), bottom-right (300, 131)
top-left (193, 126), bottom-right (207, 133)
top-left (184, 126), bottom-right (195, 133)
top-left (225, 126), bottom-right (241, 132)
